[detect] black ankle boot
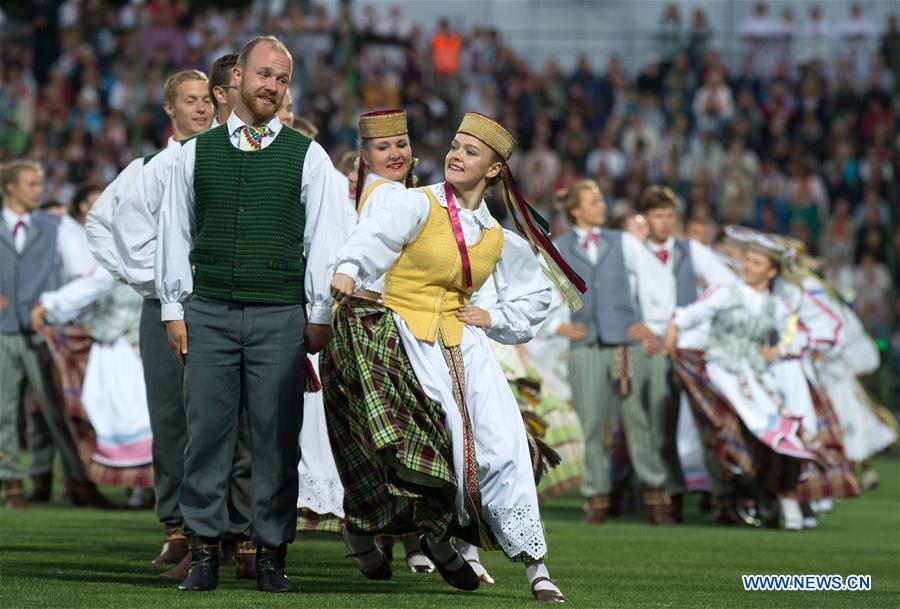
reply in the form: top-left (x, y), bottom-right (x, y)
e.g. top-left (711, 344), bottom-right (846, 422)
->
top-left (256, 544), bottom-right (298, 593)
top-left (178, 538), bottom-right (220, 591)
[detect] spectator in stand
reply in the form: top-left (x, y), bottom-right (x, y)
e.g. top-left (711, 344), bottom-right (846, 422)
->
top-left (692, 68), bottom-right (733, 133)
top-left (796, 5), bottom-right (834, 70)
top-left (822, 196), bottom-right (855, 264)
top-left (586, 130), bottom-right (626, 182)
top-left (836, 2), bottom-right (878, 82)
top-left (740, 2), bottom-right (780, 77)
top-left (688, 9), bottom-right (713, 69)
top-left (657, 4), bottom-right (682, 58)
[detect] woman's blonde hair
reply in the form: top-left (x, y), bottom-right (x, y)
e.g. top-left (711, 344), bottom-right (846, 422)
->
top-left (554, 179), bottom-right (600, 224)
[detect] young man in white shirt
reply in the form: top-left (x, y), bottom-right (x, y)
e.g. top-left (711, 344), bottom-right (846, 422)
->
top-left (639, 186), bottom-right (738, 522)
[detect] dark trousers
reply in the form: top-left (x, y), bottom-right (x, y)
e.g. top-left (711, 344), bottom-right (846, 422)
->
top-left (141, 299), bottom-right (253, 535)
top-left (180, 296), bottom-right (305, 547)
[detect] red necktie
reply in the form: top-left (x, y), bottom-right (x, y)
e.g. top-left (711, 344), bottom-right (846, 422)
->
top-left (12, 221), bottom-right (26, 239)
top-left (582, 233), bottom-right (600, 248)
top-left (655, 249), bottom-right (669, 264)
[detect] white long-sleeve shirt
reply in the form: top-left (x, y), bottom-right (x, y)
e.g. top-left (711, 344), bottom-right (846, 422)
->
top-left (673, 281), bottom-right (813, 359)
top-left (335, 182), bottom-right (553, 344)
top-left (570, 226), bottom-right (675, 336)
top-left (11, 210), bottom-right (110, 325)
top-left (155, 111), bottom-right (352, 324)
top-left (111, 136), bottom-right (181, 297)
top-left (647, 236), bottom-right (738, 336)
top-left (84, 156), bottom-right (146, 280)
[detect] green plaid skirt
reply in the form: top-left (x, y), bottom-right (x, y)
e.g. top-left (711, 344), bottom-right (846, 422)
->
top-left (320, 298), bottom-right (459, 539)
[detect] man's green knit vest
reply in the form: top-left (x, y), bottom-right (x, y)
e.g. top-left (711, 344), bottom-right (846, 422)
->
top-left (190, 123), bottom-right (312, 304)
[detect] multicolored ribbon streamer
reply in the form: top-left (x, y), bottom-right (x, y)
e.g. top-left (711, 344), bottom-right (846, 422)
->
top-left (443, 181), bottom-right (474, 289)
top-left (500, 169), bottom-right (587, 311)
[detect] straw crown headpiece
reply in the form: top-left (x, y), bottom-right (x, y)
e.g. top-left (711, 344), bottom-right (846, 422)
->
top-left (457, 112), bottom-right (516, 161)
top-left (359, 109), bottom-right (408, 139)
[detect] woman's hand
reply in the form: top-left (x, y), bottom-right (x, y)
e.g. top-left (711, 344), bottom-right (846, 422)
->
top-left (330, 273), bottom-right (355, 305)
top-left (663, 324), bottom-right (678, 356)
top-left (456, 305), bottom-right (491, 328)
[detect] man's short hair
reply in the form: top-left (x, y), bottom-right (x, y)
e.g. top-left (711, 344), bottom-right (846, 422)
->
top-left (1, 160), bottom-right (42, 199)
top-left (237, 35), bottom-right (292, 69)
top-left (294, 116), bottom-right (319, 138)
top-left (640, 185), bottom-right (678, 212)
top-left (209, 53), bottom-right (239, 109)
top-left (163, 69), bottom-right (208, 106)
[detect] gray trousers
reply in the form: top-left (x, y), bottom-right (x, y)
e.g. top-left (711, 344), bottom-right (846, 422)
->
top-left (0, 333), bottom-right (86, 482)
top-left (646, 353), bottom-right (687, 497)
top-left (141, 299), bottom-right (253, 536)
top-left (569, 344), bottom-right (666, 497)
top-left (141, 300), bottom-right (188, 525)
top-left (25, 388), bottom-right (56, 477)
top-left (180, 296), bottom-right (305, 547)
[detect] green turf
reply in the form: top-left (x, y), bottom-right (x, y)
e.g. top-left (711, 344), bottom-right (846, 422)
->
top-left (1, 457), bottom-right (898, 609)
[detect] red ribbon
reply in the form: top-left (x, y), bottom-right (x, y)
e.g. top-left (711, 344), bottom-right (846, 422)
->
top-left (443, 181), bottom-right (473, 288)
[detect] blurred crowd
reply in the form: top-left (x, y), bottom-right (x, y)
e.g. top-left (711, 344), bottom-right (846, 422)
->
top-left (0, 0), bottom-right (897, 348)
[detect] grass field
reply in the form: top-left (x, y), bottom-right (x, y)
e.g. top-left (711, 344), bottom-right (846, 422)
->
top-left (1, 456), bottom-right (897, 609)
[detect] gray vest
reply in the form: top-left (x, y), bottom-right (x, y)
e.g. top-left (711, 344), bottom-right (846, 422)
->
top-left (671, 238), bottom-right (698, 306)
top-left (0, 211), bottom-right (63, 333)
top-left (554, 229), bottom-right (640, 348)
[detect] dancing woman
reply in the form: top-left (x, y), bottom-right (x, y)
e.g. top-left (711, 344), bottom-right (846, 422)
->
top-left (327, 113), bottom-right (584, 602)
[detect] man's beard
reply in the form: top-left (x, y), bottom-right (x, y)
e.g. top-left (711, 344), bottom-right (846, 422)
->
top-left (241, 86), bottom-right (280, 123)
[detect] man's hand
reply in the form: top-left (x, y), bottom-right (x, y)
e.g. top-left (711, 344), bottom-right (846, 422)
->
top-left (0, 294), bottom-right (9, 310)
top-left (663, 324), bottom-right (678, 356)
top-left (642, 335), bottom-right (662, 356)
top-left (305, 323), bottom-right (334, 355)
top-left (330, 273), bottom-right (355, 306)
top-left (627, 322), bottom-right (654, 341)
top-left (30, 304), bottom-right (48, 333)
top-left (456, 306), bottom-right (491, 328)
top-left (760, 345), bottom-right (780, 363)
top-left (166, 320), bottom-right (188, 364)
top-left (556, 322), bottom-right (588, 341)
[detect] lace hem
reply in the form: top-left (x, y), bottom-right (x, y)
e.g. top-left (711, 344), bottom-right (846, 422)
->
top-left (487, 504), bottom-right (547, 562)
top-left (297, 473), bottom-right (345, 518)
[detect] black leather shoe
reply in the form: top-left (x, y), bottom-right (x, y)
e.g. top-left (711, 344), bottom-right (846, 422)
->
top-left (178, 541), bottom-right (220, 591)
top-left (256, 544), bottom-right (298, 593)
top-left (418, 538), bottom-right (479, 591)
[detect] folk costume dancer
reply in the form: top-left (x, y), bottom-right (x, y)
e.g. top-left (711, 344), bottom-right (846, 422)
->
top-left (329, 112), bottom-right (587, 603)
top-left (156, 35), bottom-right (352, 593)
top-left (87, 68), bottom-right (215, 572)
top-left (664, 234), bottom-right (855, 531)
top-left (638, 186), bottom-right (738, 523)
top-left (551, 180), bottom-right (676, 526)
top-left (112, 57), bottom-right (262, 580)
top-left (0, 161), bottom-right (110, 510)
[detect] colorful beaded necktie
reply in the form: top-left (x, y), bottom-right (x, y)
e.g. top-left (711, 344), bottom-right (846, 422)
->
top-left (241, 124), bottom-right (268, 150)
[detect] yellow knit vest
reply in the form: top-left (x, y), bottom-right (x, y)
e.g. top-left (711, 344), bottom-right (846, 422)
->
top-left (382, 187), bottom-right (504, 346)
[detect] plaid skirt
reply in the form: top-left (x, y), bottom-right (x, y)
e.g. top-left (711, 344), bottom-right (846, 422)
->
top-left (43, 327), bottom-right (154, 489)
top-left (673, 349), bottom-right (859, 501)
top-left (320, 298), bottom-right (459, 540)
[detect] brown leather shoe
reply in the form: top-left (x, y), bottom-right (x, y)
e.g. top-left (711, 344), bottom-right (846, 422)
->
top-left (26, 473), bottom-right (53, 503)
top-left (583, 495), bottom-right (610, 524)
top-left (69, 480), bottom-right (121, 509)
top-left (2, 480), bottom-right (27, 511)
top-left (644, 488), bottom-right (675, 526)
top-left (531, 576), bottom-right (566, 603)
top-left (235, 540), bottom-right (257, 579)
top-left (159, 552), bottom-right (192, 580)
top-left (153, 525), bottom-right (190, 565)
